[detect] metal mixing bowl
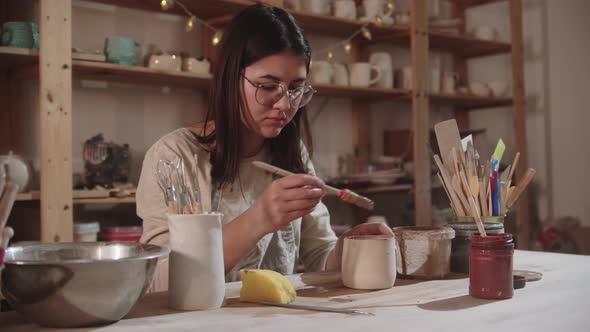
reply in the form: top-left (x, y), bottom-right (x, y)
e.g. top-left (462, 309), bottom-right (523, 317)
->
top-left (1, 242), bottom-right (170, 328)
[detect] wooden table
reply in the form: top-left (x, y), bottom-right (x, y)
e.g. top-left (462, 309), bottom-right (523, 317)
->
top-left (2, 250), bottom-right (590, 331)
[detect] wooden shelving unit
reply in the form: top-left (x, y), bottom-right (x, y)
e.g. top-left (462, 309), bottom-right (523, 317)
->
top-left (1, 0), bottom-right (528, 246)
top-left (372, 29), bottom-right (511, 58)
top-left (357, 184), bottom-right (413, 194)
top-left (1, 48), bottom-right (512, 109)
top-left (16, 192), bottom-right (136, 205)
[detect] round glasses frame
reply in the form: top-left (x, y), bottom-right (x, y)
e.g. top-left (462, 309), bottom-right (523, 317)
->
top-left (242, 74), bottom-right (316, 109)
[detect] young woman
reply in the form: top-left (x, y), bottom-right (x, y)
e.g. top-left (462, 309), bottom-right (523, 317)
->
top-left (137, 4), bottom-right (393, 291)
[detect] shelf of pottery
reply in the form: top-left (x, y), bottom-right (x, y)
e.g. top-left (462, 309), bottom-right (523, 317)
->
top-left (0, 0), bottom-right (526, 241)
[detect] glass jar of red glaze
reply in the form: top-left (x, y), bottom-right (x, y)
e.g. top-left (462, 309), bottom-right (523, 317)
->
top-left (469, 233), bottom-right (514, 299)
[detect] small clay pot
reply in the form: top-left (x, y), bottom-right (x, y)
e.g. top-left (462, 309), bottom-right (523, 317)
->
top-left (392, 226), bottom-right (455, 279)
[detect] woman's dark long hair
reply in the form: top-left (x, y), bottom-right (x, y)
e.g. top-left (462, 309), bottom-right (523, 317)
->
top-left (198, 4), bottom-right (313, 189)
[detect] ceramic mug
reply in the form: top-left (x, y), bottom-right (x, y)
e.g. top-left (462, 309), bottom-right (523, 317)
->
top-left (104, 36), bottom-right (145, 66)
top-left (396, 66), bottom-right (412, 90)
top-left (342, 235), bottom-right (397, 290)
top-left (369, 52), bottom-right (393, 89)
top-left (310, 60), bottom-right (334, 85)
top-left (168, 213), bottom-right (225, 310)
top-left (473, 26), bottom-right (497, 41)
top-left (301, 0), bottom-right (330, 15)
top-left (349, 63), bottom-right (381, 87)
top-left (431, 68), bottom-right (441, 93)
top-left (0, 151), bottom-right (31, 193)
top-left (332, 62), bottom-right (349, 86)
top-left (366, 215), bottom-right (388, 225)
top-left (182, 57), bottom-right (210, 75)
top-left (334, 0), bottom-right (357, 19)
top-left (442, 72), bottom-right (459, 94)
top-left (2, 22), bottom-right (38, 49)
top-left (284, 0), bottom-right (302, 10)
top-left (362, 0), bottom-right (385, 20)
top-left (148, 54), bottom-right (182, 71)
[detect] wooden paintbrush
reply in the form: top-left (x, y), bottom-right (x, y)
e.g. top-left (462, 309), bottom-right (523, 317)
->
top-left (252, 161), bottom-right (375, 211)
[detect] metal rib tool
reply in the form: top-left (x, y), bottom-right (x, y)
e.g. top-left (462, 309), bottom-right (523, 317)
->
top-left (258, 302), bottom-right (375, 316)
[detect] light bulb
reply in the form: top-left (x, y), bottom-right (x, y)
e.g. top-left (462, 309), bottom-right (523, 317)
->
top-left (212, 31), bottom-right (222, 46)
top-left (375, 15), bottom-right (383, 25)
top-left (361, 27), bottom-right (372, 40)
top-left (327, 51), bottom-right (334, 61)
top-left (161, 0), bottom-right (174, 11)
top-left (343, 42), bottom-right (352, 54)
top-left (186, 16), bottom-right (196, 32)
top-left (385, 2), bottom-right (395, 17)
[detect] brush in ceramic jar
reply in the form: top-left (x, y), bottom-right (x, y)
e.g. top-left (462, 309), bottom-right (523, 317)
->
top-left (251, 161), bottom-right (375, 211)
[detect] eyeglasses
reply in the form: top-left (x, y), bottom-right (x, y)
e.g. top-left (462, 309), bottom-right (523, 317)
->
top-left (242, 74), bottom-right (316, 109)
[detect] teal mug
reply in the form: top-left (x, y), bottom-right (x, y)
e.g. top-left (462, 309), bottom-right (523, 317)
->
top-left (2, 22), bottom-right (39, 49)
top-left (104, 36), bottom-right (145, 66)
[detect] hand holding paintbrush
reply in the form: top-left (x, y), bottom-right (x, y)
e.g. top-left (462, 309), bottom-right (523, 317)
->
top-left (252, 161), bottom-right (375, 211)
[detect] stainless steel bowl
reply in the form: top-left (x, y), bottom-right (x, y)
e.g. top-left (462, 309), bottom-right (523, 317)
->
top-left (1, 242), bottom-right (170, 328)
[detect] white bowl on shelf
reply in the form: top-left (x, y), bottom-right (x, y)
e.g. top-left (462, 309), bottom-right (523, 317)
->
top-left (487, 81), bottom-right (509, 97)
top-left (469, 81), bottom-right (492, 97)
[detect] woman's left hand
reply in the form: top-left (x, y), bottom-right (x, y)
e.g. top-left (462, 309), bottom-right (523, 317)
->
top-left (324, 223), bottom-right (394, 272)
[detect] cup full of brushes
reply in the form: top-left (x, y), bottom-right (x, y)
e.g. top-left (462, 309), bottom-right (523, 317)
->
top-left (433, 119), bottom-right (535, 299)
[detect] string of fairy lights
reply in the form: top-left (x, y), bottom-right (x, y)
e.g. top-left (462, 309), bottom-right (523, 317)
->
top-left (160, 0), bottom-right (395, 61)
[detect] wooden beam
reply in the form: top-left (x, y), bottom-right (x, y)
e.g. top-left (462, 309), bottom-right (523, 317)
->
top-left (411, 0), bottom-right (431, 227)
top-left (350, 37), bottom-right (371, 175)
top-left (452, 0), bottom-right (470, 129)
top-left (39, 0), bottom-right (73, 242)
top-left (509, 0), bottom-right (529, 249)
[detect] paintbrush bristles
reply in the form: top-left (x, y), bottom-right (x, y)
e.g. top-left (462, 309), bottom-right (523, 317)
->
top-left (339, 189), bottom-right (375, 211)
top-left (252, 161), bottom-right (375, 211)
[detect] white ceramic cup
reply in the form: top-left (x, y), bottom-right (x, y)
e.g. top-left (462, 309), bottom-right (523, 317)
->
top-left (442, 72), bottom-right (458, 94)
top-left (182, 57), bottom-right (210, 75)
top-left (342, 235), bottom-right (397, 290)
top-left (284, 0), bottom-right (302, 10)
top-left (302, 0), bottom-right (330, 15)
top-left (396, 66), bottom-right (412, 90)
top-left (487, 81), bottom-right (509, 97)
top-left (473, 26), bottom-right (497, 41)
top-left (332, 62), bottom-right (349, 86)
top-left (366, 215), bottom-right (388, 225)
top-left (168, 213), bottom-right (225, 310)
top-left (310, 60), bottom-right (334, 84)
top-left (334, 0), bottom-right (357, 19)
top-left (363, 0), bottom-right (385, 19)
top-left (349, 63), bottom-right (381, 87)
top-left (431, 68), bottom-right (441, 93)
top-left (369, 52), bottom-right (393, 89)
top-left (148, 54), bottom-right (182, 71)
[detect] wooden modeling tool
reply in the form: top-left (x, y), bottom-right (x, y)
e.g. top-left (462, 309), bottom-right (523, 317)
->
top-left (507, 152), bottom-right (520, 188)
top-left (459, 171), bottom-right (486, 236)
top-left (506, 168), bottom-right (536, 209)
top-left (252, 161), bottom-right (375, 211)
top-left (434, 155), bottom-right (465, 216)
top-left (435, 119), bottom-right (465, 175)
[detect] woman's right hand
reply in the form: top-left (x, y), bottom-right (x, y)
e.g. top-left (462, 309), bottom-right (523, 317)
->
top-left (250, 174), bottom-right (325, 234)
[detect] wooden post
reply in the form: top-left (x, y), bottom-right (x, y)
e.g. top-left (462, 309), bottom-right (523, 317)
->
top-left (350, 37), bottom-right (370, 174)
top-left (411, 0), bottom-right (431, 226)
top-left (39, 0), bottom-right (73, 242)
top-left (509, 0), bottom-right (529, 249)
top-left (452, 0), bottom-right (470, 129)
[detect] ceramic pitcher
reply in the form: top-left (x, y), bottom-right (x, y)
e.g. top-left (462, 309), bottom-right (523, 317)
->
top-left (1, 22), bottom-right (38, 49)
top-left (104, 36), bottom-right (145, 66)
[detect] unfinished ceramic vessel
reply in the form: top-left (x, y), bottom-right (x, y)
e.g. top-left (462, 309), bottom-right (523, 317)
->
top-left (393, 226), bottom-right (455, 279)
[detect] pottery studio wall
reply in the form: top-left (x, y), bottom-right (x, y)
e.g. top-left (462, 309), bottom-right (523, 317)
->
top-left (464, 0), bottom-right (590, 228)
top-left (13, 0), bottom-right (590, 230)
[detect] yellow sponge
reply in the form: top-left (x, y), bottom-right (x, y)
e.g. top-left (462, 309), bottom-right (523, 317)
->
top-left (240, 269), bottom-right (296, 304)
